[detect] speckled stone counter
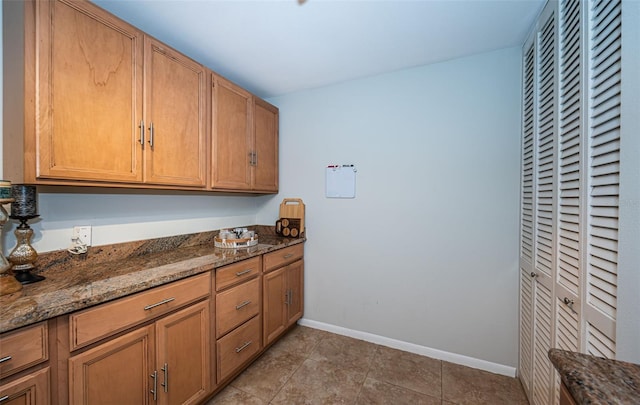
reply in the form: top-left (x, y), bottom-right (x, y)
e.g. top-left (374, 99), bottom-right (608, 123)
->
top-left (549, 348), bottom-right (640, 404)
top-left (0, 226), bottom-right (304, 333)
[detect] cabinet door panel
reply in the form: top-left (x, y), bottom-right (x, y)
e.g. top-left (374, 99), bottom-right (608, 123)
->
top-left (287, 260), bottom-right (304, 326)
top-left (37, 0), bottom-right (143, 182)
top-left (263, 267), bottom-right (287, 346)
top-left (155, 300), bottom-right (210, 405)
top-left (144, 38), bottom-right (207, 187)
top-left (252, 99), bottom-right (278, 191)
top-left (69, 325), bottom-right (154, 405)
top-left (211, 75), bottom-right (252, 190)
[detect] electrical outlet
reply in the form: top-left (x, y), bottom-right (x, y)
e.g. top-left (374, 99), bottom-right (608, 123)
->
top-left (73, 226), bottom-right (92, 246)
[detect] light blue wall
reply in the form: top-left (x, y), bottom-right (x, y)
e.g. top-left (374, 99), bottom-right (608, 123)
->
top-left (259, 47), bottom-right (523, 367)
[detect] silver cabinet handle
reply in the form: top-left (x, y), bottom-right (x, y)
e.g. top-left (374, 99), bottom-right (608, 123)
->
top-left (161, 363), bottom-right (168, 393)
top-left (530, 272), bottom-right (538, 278)
top-left (283, 253), bottom-right (294, 259)
top-left (144, 297), bottom-right (175, 311)
top-left (235, 269), bottom-right (252, 277)
top-left (253, 151), bottom-right (258, 166)
top-left (248, 152), bottom-right (255, 166)
top-left (148, 122), bottom-right (154, 147)
top-left (284, 290), bottom-right (290, 306)
top-left (563, 297), bottom-right (575, 306)
top-left (0, 356), bottom-right (12, 364)
top-left (235, 300), bottom-right (251, 310)
top-left (150, 370), bottom-right (158, 401)
top-left (139, 120), bottom-right (145, 146)
top-left (235, 341), bottom-right (252, 353)
top-left (0, 395), bottom-right (10, 402)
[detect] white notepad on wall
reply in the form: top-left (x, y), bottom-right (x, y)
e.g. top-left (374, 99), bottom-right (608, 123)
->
top-left (325, 165), bottom-right (356, 198)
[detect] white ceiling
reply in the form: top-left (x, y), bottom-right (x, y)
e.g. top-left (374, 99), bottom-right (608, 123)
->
top-left (93, 0), bottom-right (546, 99)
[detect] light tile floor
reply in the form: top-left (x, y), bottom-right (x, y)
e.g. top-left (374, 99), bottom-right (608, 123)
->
top-left (207, 325), bottom-right (529, 405)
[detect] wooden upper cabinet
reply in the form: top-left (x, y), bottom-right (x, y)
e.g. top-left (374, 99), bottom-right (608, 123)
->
top-left (143, 38), bottom-right (207, 187)
top-left (211, 75), bottom-right (253, 190)
top-left (253, 98), bottom-right (279, 192)
top-left (35, 0), bottom-right (144, 183)
top-left (210, 74), bottom-right (278, 192)
top-left (18, 0), bottom-right (272, 192)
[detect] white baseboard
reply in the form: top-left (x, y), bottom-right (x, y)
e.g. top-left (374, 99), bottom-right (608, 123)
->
top-left (298, 318), bottom-right (517, 378)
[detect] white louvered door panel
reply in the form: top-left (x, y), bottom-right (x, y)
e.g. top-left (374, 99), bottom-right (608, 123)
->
top-left (555, 0), bottom-right (583, 366)
top-left (532, 6), bottom-right (557, 405)
top-left (584, 0), bottom-right (621, 359)
top-left (518, 40), bottom-right (536, 401)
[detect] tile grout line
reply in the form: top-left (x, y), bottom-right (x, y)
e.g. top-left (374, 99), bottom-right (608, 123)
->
top-left (352, 345), bottom-right (379, 404)
top-left (268, 332), bottom-right (326, 404)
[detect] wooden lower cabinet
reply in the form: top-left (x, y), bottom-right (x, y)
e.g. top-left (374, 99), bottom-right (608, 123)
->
top-left (68, 300), bottom-right (210, 405)
top-left (69, 326), bottom-right (153, 405)
top-left (263, 259), bottom-right (304, 346)
top-left (155, 301), bottom-right (211, 405)
top-left (0, 367), bottom-right (50, 405)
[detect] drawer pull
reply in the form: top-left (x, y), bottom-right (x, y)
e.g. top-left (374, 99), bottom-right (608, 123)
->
top-left (144, 297), bottom-right (176, 311)
top-left (0, 356), bottom-right (12, 364)
top-left (235, 341), bottom-right (252, 353)
top-left (0, 396), bottom-right (9, 402)
top-left (235, 300), bottom-right (252, 310)
top-left (283, 253), bottom-right (294, 259)
top-left (235, 269), bottom-right (252, 277)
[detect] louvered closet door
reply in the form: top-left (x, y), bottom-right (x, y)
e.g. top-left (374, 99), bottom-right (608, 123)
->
top-left (532, 5), bottom-right (557, 405)
top-left (518, 39), bottom-right (536, 401)
top-left (519, 0), bottom-right (623, 404)
top-left (555, 0), bottom-right (582, 356)
top-left (584, 0), bottom-right (621, 359)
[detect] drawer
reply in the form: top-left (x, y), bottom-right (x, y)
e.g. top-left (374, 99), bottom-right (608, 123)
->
top-left (217, 316), bottom-right (261, 383)
top-left (0, 321), bottom-right (48, 379)
top-left (216, 256), bottom-right (261, 291)
top-left (216, 277), bottom-right (260, 337)
top-left (263, 244), bottom-right (304, 273)
top-left (70, 272), bottom-right (210, 350)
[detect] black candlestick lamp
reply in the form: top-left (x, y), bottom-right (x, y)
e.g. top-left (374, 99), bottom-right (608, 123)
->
top-left (8, 184), bottom-right (45, 284)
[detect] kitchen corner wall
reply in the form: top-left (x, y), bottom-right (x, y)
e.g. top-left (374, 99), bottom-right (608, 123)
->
top-left (258, 47), bottom-right (522, 368)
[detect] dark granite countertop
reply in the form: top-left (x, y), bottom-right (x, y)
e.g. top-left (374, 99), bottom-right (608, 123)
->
top-left (549, 348), bottom-right (640, 404)
top-left (0, 226), bottom-right (304, 333)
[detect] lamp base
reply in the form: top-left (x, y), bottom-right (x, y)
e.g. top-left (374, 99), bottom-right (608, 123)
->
top-left (14, 270), bottom-right (45, 284)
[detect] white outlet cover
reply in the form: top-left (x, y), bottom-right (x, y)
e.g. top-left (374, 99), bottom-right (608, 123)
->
top-left (73, 226), bottom-right (92, 246)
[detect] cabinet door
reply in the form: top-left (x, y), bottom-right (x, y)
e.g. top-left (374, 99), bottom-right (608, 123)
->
top-left (263, 267), bottom-right (288, 346)
top-left (69, 325), bottom-right (154, 405)
top-left (36, 0), bottom-right (143, 183)
top-left (0, 367), bottom-right (50, 405)
top-left (211, 75), bottom-right (252, 190)
top-left (287, 260), bottom-right (304, 326)
top-left (155, 300), bottom-right (210, 405)
top-left (252, 98), bottom-right (279, 192)
top-left (143, 38), bottom-right (207, 187)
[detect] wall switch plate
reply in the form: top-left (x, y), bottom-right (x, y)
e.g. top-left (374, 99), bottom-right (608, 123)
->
top-left (73, 226), bottom-right (92, 246)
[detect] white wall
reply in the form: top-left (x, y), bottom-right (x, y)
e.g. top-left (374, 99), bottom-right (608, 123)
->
top-left (258, 47), bottom-right (523, 367)
top-left (4, 188), bottom-right (261, 253)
